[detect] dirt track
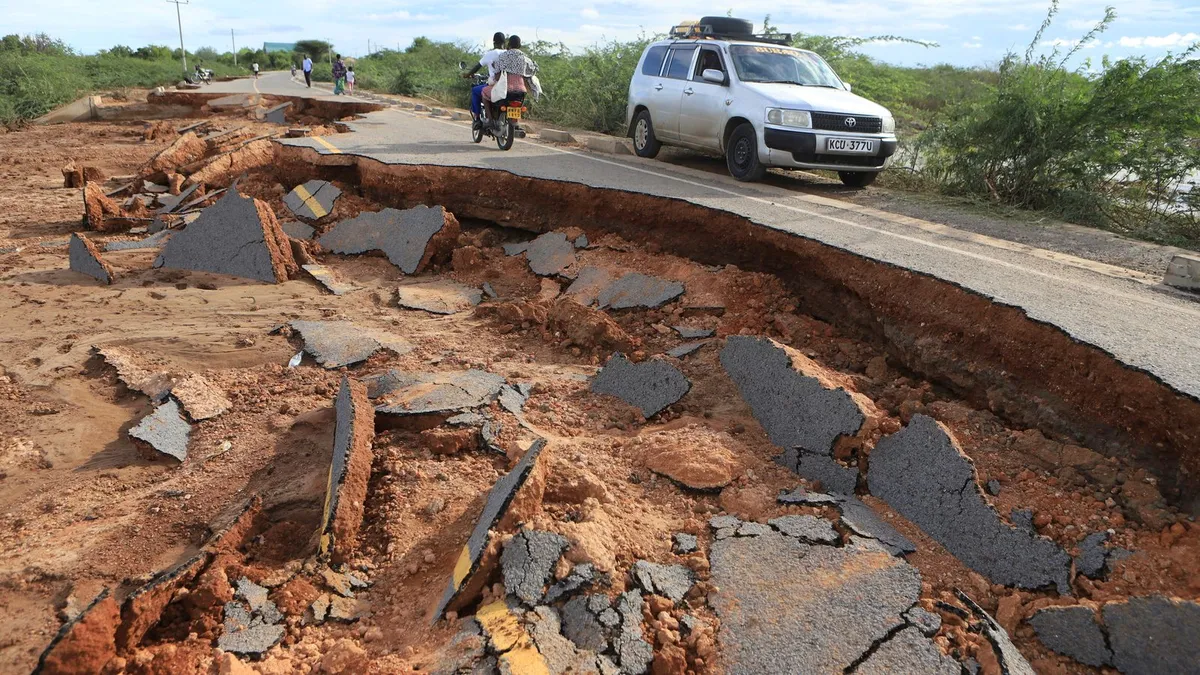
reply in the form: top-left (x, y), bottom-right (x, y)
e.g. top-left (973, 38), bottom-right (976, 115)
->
top-left (1, 103), bottom-right (1198, 675)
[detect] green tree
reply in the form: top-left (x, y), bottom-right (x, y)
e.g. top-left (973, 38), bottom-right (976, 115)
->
top-left (294, 39), bottom-right (331, 60)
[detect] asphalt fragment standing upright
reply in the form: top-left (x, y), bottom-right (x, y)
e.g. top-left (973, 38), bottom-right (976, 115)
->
top-left (69, 233), bottom-right (115, 284)
top-left (129, 399), bottom-right (191, 462)
top-left (318, 377), bottom-right (375, 562)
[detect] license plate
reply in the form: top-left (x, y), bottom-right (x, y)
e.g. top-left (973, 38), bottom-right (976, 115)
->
top-left (506, 107), bottom-right (522, 120)
top-left (825, 137), bottom-right (875, 154)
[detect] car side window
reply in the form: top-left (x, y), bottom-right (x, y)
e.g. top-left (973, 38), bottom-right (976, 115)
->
top-left (641, 46), bottom-right (668, 76)
top-left (693, 47), bottom-right (725, 80)
top-left (664, 47), bottom-right (697, 80)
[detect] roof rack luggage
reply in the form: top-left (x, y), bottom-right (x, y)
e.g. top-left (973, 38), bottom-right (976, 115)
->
top-left (670, 17), bottom-right (793, 45)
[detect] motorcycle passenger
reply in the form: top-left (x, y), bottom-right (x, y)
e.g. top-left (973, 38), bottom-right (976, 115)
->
top-left (461, 32), bottom-right (506, 121)
top-left (483, 35), bottom-right (538, 122)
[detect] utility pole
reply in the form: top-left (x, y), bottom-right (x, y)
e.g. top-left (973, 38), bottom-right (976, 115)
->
top-left (231, 29), bottom-right (236, 66)
top-left (166, 0), bottom-right (189, 74)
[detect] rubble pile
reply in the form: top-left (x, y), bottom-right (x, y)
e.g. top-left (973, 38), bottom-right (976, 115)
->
top-left (9, 111), bottom-right (1198, 675)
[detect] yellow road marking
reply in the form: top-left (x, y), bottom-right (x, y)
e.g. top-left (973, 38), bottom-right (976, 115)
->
top-left (313, 136), bottom-right (342, 154)
top-left (475, 601), bottom-right (550, 675)
top-left (451, 544), bottom-right (473, 589)
top-left (292, 184), bottom-right (328, 219)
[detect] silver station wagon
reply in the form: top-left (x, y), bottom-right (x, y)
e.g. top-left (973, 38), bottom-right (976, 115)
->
top-left (626, 17), bottom-right (898, 186)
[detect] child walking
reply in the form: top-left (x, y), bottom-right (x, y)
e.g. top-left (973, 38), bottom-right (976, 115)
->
top-left (346, 66), bottom-right (355, 95)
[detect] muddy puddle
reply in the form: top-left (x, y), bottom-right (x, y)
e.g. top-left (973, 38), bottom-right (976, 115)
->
top-left (0, 106), bottom-right (1197, 675)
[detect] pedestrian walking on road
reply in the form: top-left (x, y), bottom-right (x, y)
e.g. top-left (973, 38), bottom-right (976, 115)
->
top-left (346, 66), bottom-right (355, 94)
top-left (302, 54), bottom-right (313, 87)
top-left (332, 54), bottom-right (347, 95)
top-left (252, 62), bottom-right (260, 79)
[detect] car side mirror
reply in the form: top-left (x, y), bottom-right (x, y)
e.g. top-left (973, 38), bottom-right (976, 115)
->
top-left (701, 68), bottom-right (726, 84)
top-left (459, 61), bottom-right (467, 70)
top-left (843, 82), bottom-right (852, 92)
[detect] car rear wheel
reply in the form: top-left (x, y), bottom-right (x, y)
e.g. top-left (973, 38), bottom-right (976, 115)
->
top-left (632, 110), bottom-right (661, 159)
top-left (838, 171), bottom-right (879, 188)
top-left (726, 123), bottom-right (766, 182)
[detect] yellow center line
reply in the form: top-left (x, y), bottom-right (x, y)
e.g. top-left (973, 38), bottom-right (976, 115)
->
top-left (312, 136), bottom-right (342, 154)
top-left (292, 184), bottom-right (329, 218)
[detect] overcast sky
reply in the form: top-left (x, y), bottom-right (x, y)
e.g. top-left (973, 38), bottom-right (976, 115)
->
top-left (6, 0), bottom-right (1198, 66)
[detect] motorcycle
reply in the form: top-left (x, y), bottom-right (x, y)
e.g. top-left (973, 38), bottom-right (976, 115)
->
top-left (191, 67), bottom-right (213, 85)
top-left (460, 63), bottom-right (529, 151)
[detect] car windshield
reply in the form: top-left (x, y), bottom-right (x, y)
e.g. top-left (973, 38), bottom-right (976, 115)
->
top-left (729, 45), bottom-right (843, 87)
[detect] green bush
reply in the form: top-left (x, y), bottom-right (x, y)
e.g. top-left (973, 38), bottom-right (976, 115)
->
top-left (918, 2), bottom-right (1200, 245)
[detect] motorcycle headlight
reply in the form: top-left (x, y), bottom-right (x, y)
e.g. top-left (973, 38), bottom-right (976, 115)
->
top-left (881, 115), bottom-right (896, 134)
top-left (765, 108), bottom-right (812, 129)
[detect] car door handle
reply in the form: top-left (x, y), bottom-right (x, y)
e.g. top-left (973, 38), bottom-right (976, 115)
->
top-left (683, 88), bottom-right (694, 95)
top-left (653, 84), bottom-right (663, 91)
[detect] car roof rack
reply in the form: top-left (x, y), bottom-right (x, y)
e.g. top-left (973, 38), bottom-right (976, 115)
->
top-left (669, 22), bottom-right (793, 45)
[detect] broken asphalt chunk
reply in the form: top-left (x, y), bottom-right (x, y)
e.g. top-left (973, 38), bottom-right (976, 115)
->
top-left (434, 439), bottom-right (547, 620)
top-left (955, 590), bottom-right (1036, 675)
top-left (665, 341), bottom-right (707, 359)
top-left (544, 563), bottom-right (599, 604)
top-left (767, 514), bottom-right (838, 544)
top-left (289, 320), bottom-right (410, 369)
top-left (613, 590), bottom-right (653, 674)
top-left (672, 533), bottom-right (698, 555)
top-left (868, 415), bottom-right (1072, 592)
top-left (710, 531), bottom-right (921, 674)
top-left (854, 626), bottom-right (960, 675)
top-left (283, 179), bottom-right (342, 221)
top-left (672, 326), bottom-right (714, 339)
top-left (217, 616), bottom-right (285, 658)
top-left (281, 220), bottom-right (315, 240)
top-left (475, 599), bottom-right (551, 673)
top-left (1103, 596), bottom-right (1200, 675)
top-left (777, 486), bottom-right (841, 506)
top-left (1074, 531), bottom-right (1111, 579)
top-left (396, 279), bottom-right (482, 314)
top-left (590, 353), bottom-right (690, 418)
top-left (596, 272), bottom-right (684, 310)
top-left (720, 336), bottom-right (869, 494)
top-left (105, 229), bottom-right (172, 252)
top-left (33, 589), bottom-right (119, 675)
top-left (501, 529), bottom-right (569, 606)
top-left (154, 189), bottom-right (297, 284)
top-left (630, 560), bottom-right (694, 603)
top-left (835, 494), bottom-right (916, 556)
top-left (69, 233), bottom-right (115, 284)
top-left (302, 264), bottom-right (359, 296)
top-left (318, 206), bottom-right (459, 274)
top-left (371, 369), bottom-right (506, 416)
top-left (905, 606), bottom-right (942, 637)
top-left (562, 595), bottom-right (609, 652)
top-left (1029, 605), bottom-right (1112, 668)
top-left (523, 231), bottom-right (577, 276)
top-left (318, 377), bottom-right (375, 562)
top-left (130, 399), bottom-right (190, 462)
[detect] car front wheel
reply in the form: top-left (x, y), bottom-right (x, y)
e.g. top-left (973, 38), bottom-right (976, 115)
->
top-left (726, 123), bottom-right (766, 182)
top-left (632, 110), bottom-right (661, 158)
top-left (838, 171), bottom-right (879, 188)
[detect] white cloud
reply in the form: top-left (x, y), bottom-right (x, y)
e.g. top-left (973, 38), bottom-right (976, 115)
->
top-left (1040, 37), bottom-right (1100, 49)
top-left (581, 7), bottom-right (600, 19)
top-left (962, 41), bottom-right (982, 48)
top-left (1009, 23), bottom-right (1028, 30)
top-left (1118, 32), bottom-right (1200, 48)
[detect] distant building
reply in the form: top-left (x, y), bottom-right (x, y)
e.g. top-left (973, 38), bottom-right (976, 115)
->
top-left (263, 42), bottom-right (297, 53)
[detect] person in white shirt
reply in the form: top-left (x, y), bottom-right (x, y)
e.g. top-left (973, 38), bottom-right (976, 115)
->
top-left (462, 32), bottom-right (506, 120)
top-left (302, 55), bottom-right (313, 87)
top-left (252, 62), bottom-right (260, 79)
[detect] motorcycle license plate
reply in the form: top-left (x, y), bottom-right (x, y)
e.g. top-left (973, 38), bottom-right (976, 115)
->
top-left (506, 107), bottom-right (522, 120)
top-left (825, 137), bottom-right (875, 154)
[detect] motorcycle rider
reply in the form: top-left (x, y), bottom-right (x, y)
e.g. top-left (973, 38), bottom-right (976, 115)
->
top-left (461, 32), bottom-right (506, 121)
top-left (483, 35), bottom-right (538, 123)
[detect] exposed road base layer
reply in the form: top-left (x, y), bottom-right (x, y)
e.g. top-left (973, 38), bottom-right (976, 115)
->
top-left (274, 146), bottom-right (1200, 509)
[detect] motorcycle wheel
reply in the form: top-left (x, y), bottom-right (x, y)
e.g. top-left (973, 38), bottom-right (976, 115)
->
top-left (497, 119), bottom-right (515, 151)
top-left (471, 119), bottom-right (484, 144)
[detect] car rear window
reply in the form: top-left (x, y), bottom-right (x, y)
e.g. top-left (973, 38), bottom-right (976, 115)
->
top-left (664, 47), bottom-right (696, 79)
top-left (641, 46), bottom-right (668, 76)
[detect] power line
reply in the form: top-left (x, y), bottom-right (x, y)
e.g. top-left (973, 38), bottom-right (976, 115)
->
top-left (166, 0), bottom-right (189, 74)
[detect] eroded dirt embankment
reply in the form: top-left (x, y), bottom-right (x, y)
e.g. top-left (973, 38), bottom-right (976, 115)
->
top-left (148, 91), bottom-right (384, 122)
top-left (276, 145), bottom-right (1200, 511)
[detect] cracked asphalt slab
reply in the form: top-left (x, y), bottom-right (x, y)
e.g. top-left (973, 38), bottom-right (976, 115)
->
top-left (129, 399), bottom-right (190, 462)
top-left (283, 179), bottom-right (341, 221)
top-left (289, 320), bottom-right (391, 368)
top-left (237, 75), bottom-right (1200, 399)
top-left (68, 233), bottom-right (114, 284)
top-left (318, 205), bottom-right (453, 274)
top-left (708, 530), bottom-right (924, 674)
top-left (868, 414), bottom-right (1072, 592)
top-left (590, 353), bottom-right (690, 418)
top-left (369, 368), bottom-right (506, 416)
top-left (154, 189), bottom-right (289, 284)
top-left (1029, 605), bottom-right (1112, 668)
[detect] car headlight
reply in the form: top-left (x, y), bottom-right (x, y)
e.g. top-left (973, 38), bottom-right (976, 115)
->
top-left (765, 108), bottom-right (811, 129)
top-left (881, 115), bottom-right (896, 134)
